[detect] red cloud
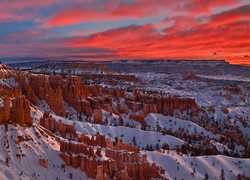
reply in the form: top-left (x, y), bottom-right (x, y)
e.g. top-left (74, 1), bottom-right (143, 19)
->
top-left (64, 4), bottom-right (250, 64)
top-left (0, 0), bottom-right (72, 22)
top-left (207, 4), bottom-right (250, 27)
top-left (42, 0), bottom-right (245, 28)
top-left (1, 1), bottom-right (249, 65)
top-left (178, 0), bottom-right (242, 15)
top-left (42, 0), bottom-right (180, 28)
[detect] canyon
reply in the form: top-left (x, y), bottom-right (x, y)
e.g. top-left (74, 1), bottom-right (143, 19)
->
top-left (0, 61), bottom-right (250, 179)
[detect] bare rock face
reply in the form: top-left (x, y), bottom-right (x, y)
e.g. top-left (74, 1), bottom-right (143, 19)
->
top-left (81, 156), bottom-right (99, 179)
top-left (16, 74), bottom-right (66, 116)
top-left (0, 96), bottom-right (32, 125)
top-left (80, 100), bottom-right (93, 117)
top-left (129, 112), bottom-right (146, 126)
top-left (222, 107), bottom-right (229, 114)
top-left (126, 101), bottom-right (144, 112)
top-left (39, 159), bottom-right (48, 169)
top-left (143, 103), bottom-right (157, 115)
top-left (124, 90), bottom-right (199, 123)
top-left (0, 96), bottom-right (11, 124)
top-left (48, 75), bottom-right (64, 89)
top-left (14, 75), bottom-right (38, 105)
top-left (62, 76), bottom-right (89, 114)
top-left (116, 103), bottom-right (128, 115)
top-left (0, 84), bottom-right (22, 98)
top-left (224, 86), bottom-right (242, 94)
top-left (96, 165), bottom-right (109, 180)
top-left (40, 112), bottom-right (77, 138)
top-left (183, 73), bottom-right (199, 81)
top-left (88, 84), bottom-right (100, 97)
top-left (45, 86), bottom-right (66, 116)
top-left (105, 149), bottom-right (166, 180)
top-left (161, 96), bottom-right (197, 115)
top-left (10, 96), bottom-right (33, 125)
top-left (93, 109), bottom-right (103, 124)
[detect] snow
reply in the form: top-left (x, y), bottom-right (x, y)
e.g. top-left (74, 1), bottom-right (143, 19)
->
top-left (198, 74), bottom-right (250, 82)
top-left (0, 124), bottom-right (92, 180)
top-left (145, 150), bottom-right (250, 180)
top-left (0, 78), bottom-right (19, 88)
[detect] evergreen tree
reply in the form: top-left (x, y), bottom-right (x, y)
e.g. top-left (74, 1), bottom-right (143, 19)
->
top-left (5, 157), bottom-right (9, 166)
top-left (204, 172), bottom-right (209, 180)
top-left (220, 169), bottom-right (225, 180)
top-left (132, 136), bottom-right (136, 145)
top-left (78, 113), bottom-right (82, 121)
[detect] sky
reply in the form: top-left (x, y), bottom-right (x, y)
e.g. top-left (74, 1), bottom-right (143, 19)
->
top-left (0, 0), bottom-right (249, 65)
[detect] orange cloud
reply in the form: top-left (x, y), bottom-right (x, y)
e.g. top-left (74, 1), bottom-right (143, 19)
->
top-left (42, 0), bottom-right (180, 28)
top-left (64, 4), bottom-right (250, 65)
top-left (1, 1), bottom-right (249, 66)
top-left (42, 0), bottom-right (245, 28)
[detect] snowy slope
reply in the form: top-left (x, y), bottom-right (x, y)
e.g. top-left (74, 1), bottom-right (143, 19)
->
top-left (0, 124), bottom-right (91, 180)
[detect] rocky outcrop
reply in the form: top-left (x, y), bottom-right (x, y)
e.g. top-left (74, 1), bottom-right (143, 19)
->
top-left (14, 72), bottom-right (199, 127)
top-left (0, 96), bottom-right (32, 125)
top-left (10, 96), bottom-right (33, 125)
top-left (40, 112), bottom-right (77, 138)
top-left (93, 109), bottom-right (103, 124)
top-left (96, 165), bottom-right (109, 180)
top-left (129, 112), bottom-right (146, 126)
top-left (14, 75), bottom-right (38, 105)
top-left (59, 139), bottom-right (166, 180)
top-left (39, 159), bottom-right (48, 169)
top-left (0, 85), bottom-right (22, 98)
top-left (55, 118), bottom-right (165, 180)
top-left (184, 73), bottom-right (199, 81)
top-left (48, 75), bottom-right (64, 89)
top-left (62, 76), bottom-right (89, 114)
top-left (0, 96), bottom-right (11, 123)
top-left (15, 74), bottom-right (66, 116)
top-left (224, 86), bottom-right (242, 94)
top-left (50, 116), bottom-right (165, 180)
top-left (116, 103), bottom-right (128, 114)
top-left (125, 90), bottom-right (199, 118)
top-left (0, 63), bottom-right (20, 78)
top-left (104, 150), bottom-right (165, 180)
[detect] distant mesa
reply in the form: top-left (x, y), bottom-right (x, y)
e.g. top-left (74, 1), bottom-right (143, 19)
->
top-left (244, 55), bottom-right (249, 58)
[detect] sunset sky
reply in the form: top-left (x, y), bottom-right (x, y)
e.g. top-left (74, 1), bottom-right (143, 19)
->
top-left (0, 0), bottom-right (249, 65)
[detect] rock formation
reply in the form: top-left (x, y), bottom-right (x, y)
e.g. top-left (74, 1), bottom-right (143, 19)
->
top-left (15, 74), bottom-right (66, 116)
top-left (0, 96), bottom-right (11, 124)
top-left (40, 112), bottom-right (77, 138)
top-left (43, 115), bottom-right (166, 180)
top-left (0, 96), bottom-right (32, 125)
top-left (59, 139), bottom-right (166, 180)
top-left (39, 159), bottom-right (48, 169)
top-left (93, 109), bottom-right (103, 124)
top-left (184, 73), bottom-right (199, 81)
top-left (14, 75), bottom-right (38, 105)
top-left (224, 86), bottom-right (242, 94)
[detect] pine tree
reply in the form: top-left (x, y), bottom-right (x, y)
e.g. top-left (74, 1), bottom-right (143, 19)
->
top-left (204, 172), bottom-right (209, 180)
top-left (132, 136), bottom-right (136, 145)
top-left (220, 169), bottom-right (225, 180)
